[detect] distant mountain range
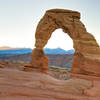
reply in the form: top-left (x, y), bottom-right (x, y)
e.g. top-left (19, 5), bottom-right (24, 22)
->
top-left (0, 48), bottom-right (32, 56)
top-left (44, 48), bottom-right (75, 54)
top-left (0, 47), bottom-right (75, 56)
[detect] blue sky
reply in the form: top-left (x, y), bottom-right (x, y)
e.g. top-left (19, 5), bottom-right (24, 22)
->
top-left (0, 0), bottom-right (100, 50)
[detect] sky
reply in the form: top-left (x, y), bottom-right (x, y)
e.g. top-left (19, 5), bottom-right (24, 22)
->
top-left (0, 0), bottom-right (100, 50)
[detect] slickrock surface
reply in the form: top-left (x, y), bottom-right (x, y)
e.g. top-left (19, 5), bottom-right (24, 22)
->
top-left (28, 9), bottom-right (100, 76)
top-left (0, 68), bottom-right (100, 100)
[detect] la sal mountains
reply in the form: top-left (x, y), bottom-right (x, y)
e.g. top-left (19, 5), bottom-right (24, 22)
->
top-left (0, 46), bottom-right (75, 56)
top-left (44, 48), bottom-right (74, 54)
top-left (0, 47), bottom-right (32, 56)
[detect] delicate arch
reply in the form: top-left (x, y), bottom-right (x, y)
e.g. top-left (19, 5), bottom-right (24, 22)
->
top-left (29, 9), bottom-right (100, 76)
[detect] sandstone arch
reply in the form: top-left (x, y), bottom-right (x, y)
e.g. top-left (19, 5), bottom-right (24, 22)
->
top-left (29, 9), bottom-right (100, 76)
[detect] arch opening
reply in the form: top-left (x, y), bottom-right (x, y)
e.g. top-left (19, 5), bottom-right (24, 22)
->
top-left (44, 28), bottom-right (74, 50)
top-left (44, 28), bottom-right (74, 71)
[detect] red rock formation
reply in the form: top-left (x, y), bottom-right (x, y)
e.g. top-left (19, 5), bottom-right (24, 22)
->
top-left (0, 61), bottom-right (5, 68)
top-left (1, 9), bottom-right (100, 100)
top-left (31, 48), bottom-right (48, 73)
top-left (24, 48), bottom-right (48, 73)
top-left (28, 9), bottom-right (100, 76)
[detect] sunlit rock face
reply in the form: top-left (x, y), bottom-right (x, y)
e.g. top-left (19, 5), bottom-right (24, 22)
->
top-left (30, 9), bottom-right (100, 76)
top-left (0, 61), bottom-right (5, 68)
top-left (31, 48), bottom-right (48, 73)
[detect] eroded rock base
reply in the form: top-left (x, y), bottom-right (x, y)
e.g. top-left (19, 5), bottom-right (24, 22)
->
top-left (25, 48), bottom-right (48, 73)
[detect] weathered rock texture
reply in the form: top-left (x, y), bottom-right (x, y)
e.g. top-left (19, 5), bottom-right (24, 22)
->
top-left (1, 68), bottom-right (100, 100)
top-left (0, 61), bottom-right (5, 68)
top-left (30, 9), bottom-right (100, 76)
top-left (31, 48), bottom-right (48, 73)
